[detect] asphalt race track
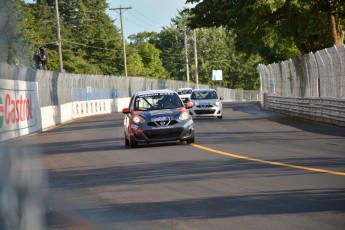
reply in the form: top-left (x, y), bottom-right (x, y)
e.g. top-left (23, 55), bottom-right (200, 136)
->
top-left (5, 102), bottom-right (345, 230)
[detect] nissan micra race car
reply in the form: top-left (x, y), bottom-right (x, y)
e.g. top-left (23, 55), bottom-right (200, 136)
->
top-left (189, 89), bottom-right (223, 119)
top-left (122, 89), bottom-right (195, 148)
top-left (177, 87), bottom-right (193, 103)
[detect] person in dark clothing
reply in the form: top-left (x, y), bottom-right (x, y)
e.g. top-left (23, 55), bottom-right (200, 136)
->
top-left (33, 49), bottom-right (42, 69)
top-left (39, 47), bottom-right (49, 70)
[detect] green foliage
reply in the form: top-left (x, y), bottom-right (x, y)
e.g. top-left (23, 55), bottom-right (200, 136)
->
top-left (193, 28), bottom-right (262, 89)
top-left (131, 42), bottom-right (169, 79)
top-left (154, 10), bottom-right (192, 81)
top-left (155, 28), bottom-right (186, 81)
top-left (0, 0), bottom-right (31, 65)
top-left (56, 0), bottom-right (123, 74)
top-left (24, 0), bottom-right (60, 70)
top-left (126, 46), bottom-right (149, 77)
top-left (128, 9), bottom-right (262, 89)
top-left (186, 0), bottom-right (345, 60)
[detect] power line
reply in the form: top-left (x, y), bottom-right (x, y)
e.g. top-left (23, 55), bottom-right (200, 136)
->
top-left (132, 8), bottom-right (164, 28)
top-left (126, 10), bottom-right (162, 31)
top-left (63, 40), bottom-right (122, 52)
top-left (122, 15), bottom-right (159, 34)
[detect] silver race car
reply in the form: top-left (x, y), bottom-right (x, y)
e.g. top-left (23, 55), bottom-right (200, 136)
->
top-left (189, 89), bottom-right (223, 119)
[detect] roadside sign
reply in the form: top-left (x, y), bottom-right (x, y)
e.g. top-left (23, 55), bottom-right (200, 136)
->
top-left (212, 70), bottom-right (222, 81)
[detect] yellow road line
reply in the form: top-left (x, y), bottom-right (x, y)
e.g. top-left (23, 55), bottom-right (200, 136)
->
top-left (191, 143), bottom-right (345, 176)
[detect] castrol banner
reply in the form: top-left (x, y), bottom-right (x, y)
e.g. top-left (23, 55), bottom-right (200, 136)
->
top-left (0, 79), bottom-right (41, 141)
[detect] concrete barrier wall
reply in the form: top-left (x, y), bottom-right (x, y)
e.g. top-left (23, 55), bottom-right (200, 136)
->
top-left (41, 97), bottom-right (130, 131)
top-left (0, 79), bottom-right (42, 142)
top-left (262, 94), bottom-right (345, 127)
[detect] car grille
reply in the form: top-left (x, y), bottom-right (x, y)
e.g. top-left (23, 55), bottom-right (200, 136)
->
top-left (143, 128), bottom-right (184, 140)
top-left (147, 120), bottom-right (179, 127)
top-left (196, 105), bottom-right (213, 108)
top-left (194, 109), bottom-right (216, 115)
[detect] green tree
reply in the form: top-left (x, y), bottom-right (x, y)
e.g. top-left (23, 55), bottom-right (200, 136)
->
top-left (128, 38), bottom-right (169, 79)
top-left (136, 42), bottom-right (169, 79)
top-left (186, 0), bottom-right (345, 60)
top-left (154, 28), bottom-right (186, 81)
top-left (28, 0), bottom-right (123, 74)
top-left (0, 0), bottom-right (31, 65)
top-left (126, 46), bottom-right (149, 77)
top-left (152, 10), bottom-right (191, 81)
top-left (153, 10), bottom-right (262, 89)
top-left (193, 28), bottom-right (262, 89)
top-left (24, 0), bottom-right (61, 70)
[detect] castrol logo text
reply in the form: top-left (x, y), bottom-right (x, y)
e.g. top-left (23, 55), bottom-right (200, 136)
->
top-left (0, 94), bottom-right (33, 128)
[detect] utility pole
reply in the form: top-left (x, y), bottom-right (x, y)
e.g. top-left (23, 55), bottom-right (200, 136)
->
top-left (55, 0), bottom-right (63, 72)
top-left (183, 28), bottom-right (190, 82)
top-left (193, 29), bottom-right (199, 88)
top-left (109, 6), bottom-right (132, 77)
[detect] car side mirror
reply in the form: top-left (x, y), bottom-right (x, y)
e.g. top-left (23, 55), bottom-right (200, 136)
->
top-left (185, 101), bottom-right (194, 109)
top-left (122, 107), bottom-right (130, 114)
top-left (219, 96), bottom-right (223, 100)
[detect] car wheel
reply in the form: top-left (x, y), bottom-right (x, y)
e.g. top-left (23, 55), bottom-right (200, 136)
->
top-left (218, 115), bottom-right (223, 119)
top-left (125, 136), bottom-right (129, 146)
top-left (129, 136), bottom-right (138, 148)
top-left (186, 137), bottom-right (195, 144)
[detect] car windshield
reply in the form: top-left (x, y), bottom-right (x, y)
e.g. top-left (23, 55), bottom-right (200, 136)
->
top-left (178, 89), bottom-right (192, 95)
top-left (134, 93), bottom-right (184, 111)
top-left (190, 91), bottom-right (218, 100)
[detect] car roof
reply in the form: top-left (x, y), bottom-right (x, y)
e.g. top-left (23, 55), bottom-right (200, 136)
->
top-left (135, 89), bottom-right (176, 96)
top-left (192, 88), bottom-right (216, 92)
top-left (177, 88), bottom-right (193, 91)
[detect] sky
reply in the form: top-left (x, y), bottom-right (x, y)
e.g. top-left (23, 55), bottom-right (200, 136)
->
top-left (107, 0), bottom-right (193, 38)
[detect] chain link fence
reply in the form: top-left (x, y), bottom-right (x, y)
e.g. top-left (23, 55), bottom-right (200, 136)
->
top-left (257, 45), bottom-right (345, 99)
top-left (0, 62), bottom-right (260, 107)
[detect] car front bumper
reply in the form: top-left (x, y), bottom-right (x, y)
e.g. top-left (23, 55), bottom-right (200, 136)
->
top-left (129, 118), bottom-right (194, 143)
top-left (189, 105), bottom-right (222, 117)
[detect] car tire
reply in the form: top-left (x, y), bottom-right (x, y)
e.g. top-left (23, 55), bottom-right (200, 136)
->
top-left (186, 137), bottom-right (195, 144)
top-left (218, 115), bottom-right (223, 119)
top-left (129, 136), bottom-right (138, 148)
top-left (125, 136), bottom-right (129, 146)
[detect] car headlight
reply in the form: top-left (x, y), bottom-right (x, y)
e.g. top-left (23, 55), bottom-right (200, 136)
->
top-left (132, 115), bottom-right (144, 124)
top-left (214, 101), bottom-right (221, 106)
top-left (179, 111), bottom-right (190, 120)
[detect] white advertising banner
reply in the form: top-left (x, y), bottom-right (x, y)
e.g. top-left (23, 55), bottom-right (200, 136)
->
top-left (0, 79), bottom-right (41, 141)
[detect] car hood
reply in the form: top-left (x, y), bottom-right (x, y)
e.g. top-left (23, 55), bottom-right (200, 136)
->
top-left (190, 99), bottom-right (218, 105)
top-left (139, 108), bottom-right (184, 120)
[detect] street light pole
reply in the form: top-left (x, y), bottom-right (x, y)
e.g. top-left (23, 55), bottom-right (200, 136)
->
top-left (183, 28), bottom-right (190, 82)
top-left (55, 0), bottom-right (63, 72)
top-left (193, 29), bottom-right (199, 88)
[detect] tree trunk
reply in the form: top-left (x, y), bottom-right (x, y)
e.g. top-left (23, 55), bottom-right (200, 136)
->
top-left (328, 14), bottom-right (344, 46)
